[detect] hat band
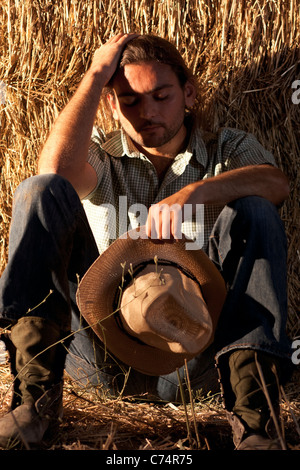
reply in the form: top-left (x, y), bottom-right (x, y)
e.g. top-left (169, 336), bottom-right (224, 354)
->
top-left (114, 310), bottom-right (147, 345)
top-left (113, 257), bottom-right (204, 310)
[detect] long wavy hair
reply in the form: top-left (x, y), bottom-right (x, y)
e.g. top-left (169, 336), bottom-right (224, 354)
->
top-left (107, 34), bottom-right (197, 90)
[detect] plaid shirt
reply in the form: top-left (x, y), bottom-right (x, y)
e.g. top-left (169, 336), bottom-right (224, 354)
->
top-left (83, 118), bottom-right (276, 254)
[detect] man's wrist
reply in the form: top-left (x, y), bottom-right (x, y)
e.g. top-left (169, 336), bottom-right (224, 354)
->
top-left (81, 65), bottom-right (108, 97)
top-left (88, 62), bottom-right (114, 90)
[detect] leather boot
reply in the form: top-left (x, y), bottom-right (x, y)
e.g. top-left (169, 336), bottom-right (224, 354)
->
top-left (0, 316), bottom-right (68, 449)
top-left (226, 349), bottom-right (286, 450)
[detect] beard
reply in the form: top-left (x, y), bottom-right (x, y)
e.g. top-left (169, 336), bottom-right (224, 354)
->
top-left (118, 105), bottom-right (186, 150)
top-left (133, 124), bottom-right (183, 148)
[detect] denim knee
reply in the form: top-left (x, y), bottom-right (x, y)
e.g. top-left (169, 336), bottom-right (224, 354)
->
top-left (14, 174), bottom-right (78, 207)
top-left (228, 196), bottom-right (285, 229)
top-left (209, 196), bottom-right (286, 261)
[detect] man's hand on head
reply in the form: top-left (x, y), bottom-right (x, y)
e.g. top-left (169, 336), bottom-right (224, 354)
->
top-left (90, 33), bottom-right (139, 86)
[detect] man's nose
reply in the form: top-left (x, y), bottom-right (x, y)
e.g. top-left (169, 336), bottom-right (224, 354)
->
top-left (138, 97), bottom-right (158, 120)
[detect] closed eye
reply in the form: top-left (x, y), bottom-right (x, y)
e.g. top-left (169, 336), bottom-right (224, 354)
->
top-left (117, 85), bottom-right (174, 107)
top-left (119, 96), bottom-right (139, 107)
top-left (154, 94), bottom-right (169, 101)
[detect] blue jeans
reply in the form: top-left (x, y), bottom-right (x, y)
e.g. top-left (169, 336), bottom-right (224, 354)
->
top-left (0, 174), bottom-right (291, 401)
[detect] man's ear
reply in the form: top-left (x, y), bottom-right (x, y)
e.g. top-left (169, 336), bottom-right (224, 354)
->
top-left (184, 81), bottom-right (197, 108)
top-left (106, 92), bottom-right (119, 121)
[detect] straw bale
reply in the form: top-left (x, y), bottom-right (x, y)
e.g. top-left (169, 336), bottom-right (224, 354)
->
top-left (1, 0), bottom-right (298, 334)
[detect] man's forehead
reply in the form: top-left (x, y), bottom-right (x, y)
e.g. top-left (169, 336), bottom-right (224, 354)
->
top-left (112, 61), bottom-right (180, 95)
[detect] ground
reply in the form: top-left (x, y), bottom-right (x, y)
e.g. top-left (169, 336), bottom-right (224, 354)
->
top-left (1, 363), bottom-right (299, 451)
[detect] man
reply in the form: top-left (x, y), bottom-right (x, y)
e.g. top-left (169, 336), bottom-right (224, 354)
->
top-left (0, 33), bottom-right (292, 450)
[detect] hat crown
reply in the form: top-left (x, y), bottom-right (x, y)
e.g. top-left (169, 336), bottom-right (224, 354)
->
top-left (120, 265), bottom-right (212, 354)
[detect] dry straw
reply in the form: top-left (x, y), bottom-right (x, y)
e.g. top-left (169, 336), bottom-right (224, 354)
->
top-left (0, 0), bottom-right (300, 448)
top-left (1, 0), bottom-right (299, 333)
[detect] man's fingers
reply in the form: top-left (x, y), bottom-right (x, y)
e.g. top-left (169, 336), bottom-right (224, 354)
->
top-left (106, 33), bottom-right (123, 43)
top-left (171, 207), bottom-right (183, 240)
top-left (107, 32), bottom-right (139, 45)
top-left (145, 209), bottom-right (158, 239)
top-left (91, 33), bottom-right (139, 84)
top-left (146, 203), bottom-right (183, 240)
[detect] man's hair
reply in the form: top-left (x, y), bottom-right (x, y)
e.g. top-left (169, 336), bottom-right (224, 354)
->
top-left (107, 34), bottom-right (196, 90)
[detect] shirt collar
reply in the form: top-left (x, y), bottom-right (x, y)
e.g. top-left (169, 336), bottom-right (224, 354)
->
top-left (102, 115), bottom-right (208, 168)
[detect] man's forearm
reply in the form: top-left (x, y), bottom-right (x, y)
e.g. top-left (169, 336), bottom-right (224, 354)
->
top-left (192, 164), bottom-right (290, 207)
top-left (38, 69), bottom-right (104, 193)
top-left (146, 165), bottom-right (290, 239)
top-left (38, 33), bottom-right (138, 198)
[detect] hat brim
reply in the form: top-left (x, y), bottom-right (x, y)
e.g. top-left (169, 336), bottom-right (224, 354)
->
top-left (76, 226), bottom-right (227, 375)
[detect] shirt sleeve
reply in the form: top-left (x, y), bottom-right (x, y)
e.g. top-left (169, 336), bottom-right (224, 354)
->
top-left (86, 126), bottom-right (107, 187)
top-left (219, 128), bottom-right (277, 170)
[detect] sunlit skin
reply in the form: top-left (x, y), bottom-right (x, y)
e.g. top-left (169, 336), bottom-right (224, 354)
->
top-left (107, 62), bottom-right (196, 167)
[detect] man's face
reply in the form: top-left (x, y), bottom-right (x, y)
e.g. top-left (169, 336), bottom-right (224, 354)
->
top-left (107, 61), bottom-right (196, 152)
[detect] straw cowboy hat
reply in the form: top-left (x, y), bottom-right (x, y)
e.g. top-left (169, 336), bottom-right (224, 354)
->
top-left (77, 227), bottom-right (227, 375)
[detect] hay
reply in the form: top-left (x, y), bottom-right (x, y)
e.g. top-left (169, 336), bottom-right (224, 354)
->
top-left (0, 361), bottom-right (299, 450)
top-left (0, 0), bottom-right (299, 450)
top-left (0, 0), bottom-right (299, 330)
